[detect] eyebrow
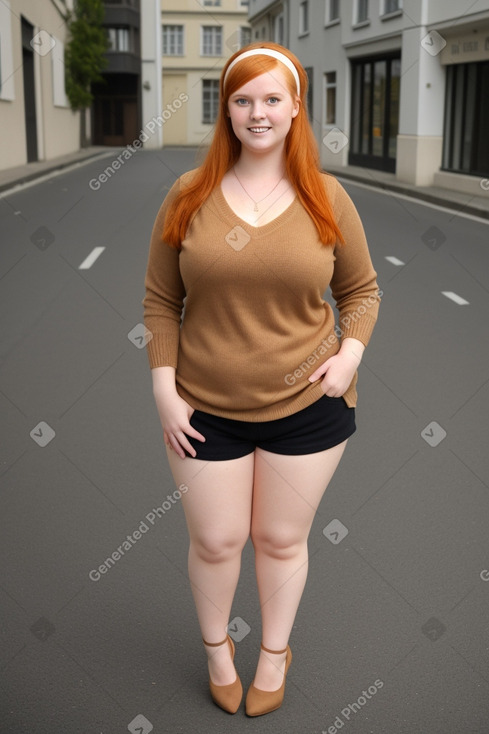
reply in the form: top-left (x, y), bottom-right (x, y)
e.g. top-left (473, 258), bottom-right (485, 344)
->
top-left (229, 91), bottom-right (285, 98)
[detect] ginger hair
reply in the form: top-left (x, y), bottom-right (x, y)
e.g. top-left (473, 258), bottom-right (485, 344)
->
top-left (162, 42), bottom-right (344, 248)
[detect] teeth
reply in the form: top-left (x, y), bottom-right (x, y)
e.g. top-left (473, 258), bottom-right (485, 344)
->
top-left (250, 127), bottom-right (269, 132)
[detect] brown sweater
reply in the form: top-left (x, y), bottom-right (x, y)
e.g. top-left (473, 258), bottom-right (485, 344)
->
top-left (143, 170), bottom-right (380, 421)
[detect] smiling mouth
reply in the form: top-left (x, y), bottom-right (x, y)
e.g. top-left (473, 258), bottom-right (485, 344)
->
top-left (248, 127), bottom-right (271, 133)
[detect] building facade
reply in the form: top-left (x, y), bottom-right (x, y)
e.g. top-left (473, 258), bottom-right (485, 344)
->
top-left (248, 0), bottom-right (489, 194)
top-left (0, 0), bottom-right (80, 170)
top-left (91, 0), bottom-right (162, 149)
top-left (161, 0), bottom-right (251, 146)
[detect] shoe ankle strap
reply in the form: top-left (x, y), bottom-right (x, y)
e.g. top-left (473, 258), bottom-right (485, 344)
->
top-left (261, 642), bottom-right (288, 655)
top-left (202, 635), bottom-right (228, 647)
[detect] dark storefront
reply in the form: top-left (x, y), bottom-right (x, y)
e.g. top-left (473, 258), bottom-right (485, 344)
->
top-left (92, 0), bottom-right (141, 146)
top-left (349, 54), bottom-right (401, 172)
top-left (442, 60), bottom-right (489, 177)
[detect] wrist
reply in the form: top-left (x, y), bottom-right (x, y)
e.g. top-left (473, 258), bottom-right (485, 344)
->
top-left (339, 337), bottom-right (365, 364)
top-left (152, 365), bottom-right (178, 394)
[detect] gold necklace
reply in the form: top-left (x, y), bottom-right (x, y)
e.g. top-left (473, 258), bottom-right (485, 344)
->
top-left (232, 167), bottom-right (285, 212)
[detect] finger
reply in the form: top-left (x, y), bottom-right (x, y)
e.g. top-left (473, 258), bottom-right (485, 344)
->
top-left (184, 426), bottom-right (206, 443)
top-left (170, 430), bottom-right (200, 459)
top-left (167, 434), bottom-right (189, 459)
top-left (308, 362), bottom-right (330, 382)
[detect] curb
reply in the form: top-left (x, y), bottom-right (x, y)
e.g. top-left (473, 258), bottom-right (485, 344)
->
top-left (0, 150), bottom-right (114, 195)
top-left (326, 169), bottom-right (489, 222)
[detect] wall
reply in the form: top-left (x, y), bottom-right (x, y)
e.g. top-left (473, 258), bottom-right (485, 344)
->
top-left (0, 0), bottom-right (80, 170)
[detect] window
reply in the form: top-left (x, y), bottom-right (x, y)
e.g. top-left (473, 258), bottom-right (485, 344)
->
top-left (324, 71), bottom-right (336, 125)
top-left (239, 0), bottom-right (249, 6)
top-left (0, 0), bottom-right (15, 101)
top-left (239, 26), bottom-right (251, 48)
top-left (299, 1), bottom-right (309, 35)
top-left (274, 14), bottom-right (284, 44)
top-left (201, 26), bottom-right (222, 56)
top-left (202, 79), bottom-right (219, 124)
top-left (383, 0), bottom-right (402, 14)
top-left (162, 25), bottom-right (184, 56)
top-left (349, 55), bottom-right (400, 172)
top-left (202, 0), bottom-right (221, 5)
top-left (326, 0), bottom-right (340, 24)
top-left (304, 67), bottom-right (313, 119)
top-left (442, 61), bottom-right (489, 177)
top-left (355, 0), bottom-right (369, 24)
top-left (107, 27), bottom-right (130, 52)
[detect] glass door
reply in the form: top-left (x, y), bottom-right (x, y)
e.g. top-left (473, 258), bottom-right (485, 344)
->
top-left (349, 55), bottom-right (401, 172)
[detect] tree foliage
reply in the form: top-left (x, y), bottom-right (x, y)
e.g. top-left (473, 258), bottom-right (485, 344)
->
top-left (65, 0), bottom-right (108, 111)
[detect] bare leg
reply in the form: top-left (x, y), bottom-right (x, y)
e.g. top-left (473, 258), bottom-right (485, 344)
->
top-left (250, 440), bottom-right (348, 690)
top-left (167, 449), bottom-right (254, 685)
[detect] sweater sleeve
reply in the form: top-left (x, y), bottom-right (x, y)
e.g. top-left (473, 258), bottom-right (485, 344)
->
top-left (142, 179), bottom-right (186, 369)
top-left (329, 179), bottom-right (381, 347)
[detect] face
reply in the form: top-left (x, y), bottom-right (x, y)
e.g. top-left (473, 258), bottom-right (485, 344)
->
top-left (227, 68), bottom-right (300, 155)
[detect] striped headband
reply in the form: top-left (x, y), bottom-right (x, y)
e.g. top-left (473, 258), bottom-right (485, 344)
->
top-left (223, 48), bottom-right (301, 96)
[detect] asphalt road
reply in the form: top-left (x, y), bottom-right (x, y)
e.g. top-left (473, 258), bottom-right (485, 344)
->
top-left (1, 148), bottom-right (488, 734)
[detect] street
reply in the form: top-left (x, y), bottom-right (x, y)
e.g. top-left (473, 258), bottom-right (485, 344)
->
top-left (1, 147), bottom-right (488, 733)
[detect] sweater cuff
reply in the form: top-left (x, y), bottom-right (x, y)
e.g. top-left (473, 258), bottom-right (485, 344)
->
top-left (144, 330), bottom-right (179, 369)
top-left (338, 311), bottom-right (378, 347)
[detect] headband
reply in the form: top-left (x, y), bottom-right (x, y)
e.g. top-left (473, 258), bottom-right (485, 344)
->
top-left (223, 48), bottom-right (301, 96)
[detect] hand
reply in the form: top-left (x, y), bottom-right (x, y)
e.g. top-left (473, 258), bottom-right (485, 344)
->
top-left (153, 387), bottom-right (205, 459)
top-left (308, 339), bottom-right (364, 397)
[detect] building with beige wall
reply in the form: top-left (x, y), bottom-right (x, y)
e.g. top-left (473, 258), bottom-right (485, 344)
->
top-left (0, 0), bottom-right (81, 170)
top-left (248, 0), bottom-right (489, 195)
top-left (161, 0), bottom-right (251, 146)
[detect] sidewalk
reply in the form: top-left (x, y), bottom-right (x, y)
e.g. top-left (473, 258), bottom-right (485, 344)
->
top-left (326, 164), bottom-right (489, 221)
top-left (0, 146), bottom-right (115, 194)
top-left (1, 146), bottom-right (489, 220)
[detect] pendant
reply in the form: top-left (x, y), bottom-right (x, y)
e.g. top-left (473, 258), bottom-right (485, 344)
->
top-left (254, 203), bottom-right (259, 212)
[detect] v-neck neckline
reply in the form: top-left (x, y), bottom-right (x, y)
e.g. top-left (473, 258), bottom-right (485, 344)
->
top-left (213, 184), bottom-right (299, 238)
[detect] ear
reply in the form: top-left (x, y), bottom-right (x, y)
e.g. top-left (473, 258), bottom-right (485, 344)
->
top-left (291, 97), bottom-right (300, 118)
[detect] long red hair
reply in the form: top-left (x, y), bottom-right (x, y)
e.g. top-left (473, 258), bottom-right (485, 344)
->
top-left (162, 42), bottom-right (344, 248)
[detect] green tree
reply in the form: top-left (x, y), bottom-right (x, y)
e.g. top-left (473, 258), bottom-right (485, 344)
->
top-left (64, 0), bottom-right (108, 147)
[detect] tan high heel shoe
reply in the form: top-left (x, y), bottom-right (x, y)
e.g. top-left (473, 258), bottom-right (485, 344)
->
top-left (245, 642), bottom-right (292, 716)
top-left (202, 635), bottom-right (243, 714)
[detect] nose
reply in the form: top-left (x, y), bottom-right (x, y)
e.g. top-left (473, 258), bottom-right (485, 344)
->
top-left (250, 102), bottom-right (266, 120)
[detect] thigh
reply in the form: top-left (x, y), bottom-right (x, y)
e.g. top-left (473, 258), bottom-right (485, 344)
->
top-left (251, 441), bottom-right (348, 545)
top-left (167, 448), bottom-right (255, 546)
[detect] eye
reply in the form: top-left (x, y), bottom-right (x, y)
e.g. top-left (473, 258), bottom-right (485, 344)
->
top-left (235, 98), bottom-right (249, 105)
top-left (268, 97), bottom-right (280, 104)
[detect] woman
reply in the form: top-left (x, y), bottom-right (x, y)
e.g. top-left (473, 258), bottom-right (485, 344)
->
top-left (143, 42), bottom-right (380, 717)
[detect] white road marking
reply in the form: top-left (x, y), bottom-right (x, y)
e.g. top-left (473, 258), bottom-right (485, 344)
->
top-left (385, 256), bottom-right (405, 266)
top-left (442, 291), bottom-right (469, 305)
top-left (79, 246), bottom-right (105, 270)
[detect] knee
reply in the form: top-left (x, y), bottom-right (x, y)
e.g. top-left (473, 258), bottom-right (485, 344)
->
top-left (191, 532), bottom-right (247, 564)
top-left (250, 525), bottom-right (305, 560)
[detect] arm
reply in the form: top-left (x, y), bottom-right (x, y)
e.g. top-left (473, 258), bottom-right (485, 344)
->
top-left (143, 181), bottom-right (205, 458)
top-left (308, 181), bottom-right (380, 397)
top-left (151, 366), bottom-right (205, 459)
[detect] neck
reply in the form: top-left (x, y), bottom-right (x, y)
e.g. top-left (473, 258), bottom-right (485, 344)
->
top-left (234, 145), bottom-right (286, 179)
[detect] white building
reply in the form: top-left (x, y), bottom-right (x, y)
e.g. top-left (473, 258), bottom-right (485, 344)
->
top-left (248, 0), bottom-right (489, 195)
top-left (0, 0), bottom-right (163, 169)
top-left (0, 0), bottom-right (80, 169)
top-left (161, 0), bottom-right (251, 146)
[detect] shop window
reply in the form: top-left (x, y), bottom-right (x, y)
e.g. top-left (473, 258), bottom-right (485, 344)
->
top-left (442, 61), bottom-right (489, 176)
top-left (349, 55), bottom-right (400, 172)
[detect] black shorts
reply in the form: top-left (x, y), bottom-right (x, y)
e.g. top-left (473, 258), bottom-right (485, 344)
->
top-left (183, 394), bottom-right (356, 461)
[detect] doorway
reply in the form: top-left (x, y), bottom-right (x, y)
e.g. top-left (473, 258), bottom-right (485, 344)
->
top-left (349, 55), bottom-right (401, 172)
top-left (21, 17), bottom-right (38, 162)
